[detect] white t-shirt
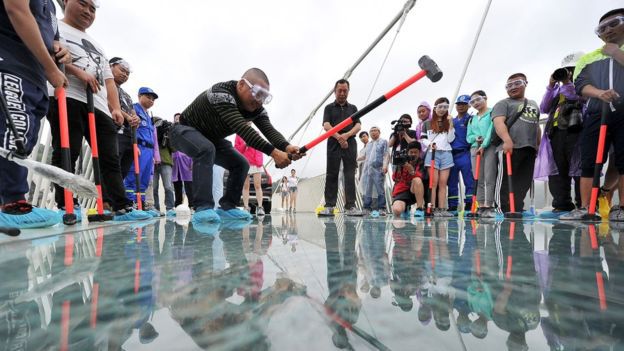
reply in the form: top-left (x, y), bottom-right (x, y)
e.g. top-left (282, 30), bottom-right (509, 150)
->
top-left (288, 176), bottom-right (298, 188)
top-left (48, 21), bottom-right (113, 117)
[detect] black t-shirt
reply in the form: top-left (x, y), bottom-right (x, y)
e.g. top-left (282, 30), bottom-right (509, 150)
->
top-left (0, 0), bottom-right (57, 91)
top-left (390, 129), bottom-right (417, 151)
top-left (323, 101), bottom-right (360, 146)
top-left (117, 85), bottom-right (134, 136)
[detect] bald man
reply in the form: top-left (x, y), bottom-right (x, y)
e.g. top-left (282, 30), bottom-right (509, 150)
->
top-left (171, 68), bottom-right (302, 224)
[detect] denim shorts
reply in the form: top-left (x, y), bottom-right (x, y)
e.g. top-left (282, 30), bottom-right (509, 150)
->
top-left (424, 150), bottom-right (454, 170)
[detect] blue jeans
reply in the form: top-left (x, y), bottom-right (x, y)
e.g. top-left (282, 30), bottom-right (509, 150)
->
top-left (153, 163), bottom-right (175, 211)
top-left (169, 125), bottom-right (248, 211)
top-left (448, 151), bottom-right (474, 208)
top-left (362, 168), bottom-right (386, 210)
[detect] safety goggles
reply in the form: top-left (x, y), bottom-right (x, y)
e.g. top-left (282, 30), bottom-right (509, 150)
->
top-left (505, 79), bottom-right (526, 91)
top-left (435, 103), bottom-right (449, 110)
top-left (595, 15), bottom-right (624, 36)
top-left (242, 78), bottom-right (272, 105)
top-left (469, 96), bottom-right (485, 106)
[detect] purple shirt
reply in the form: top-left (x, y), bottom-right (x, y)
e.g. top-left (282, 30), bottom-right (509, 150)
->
top-left (539, 82), bottom-right (579, 114)
top-left (172, 151), bottom-right (193, 182)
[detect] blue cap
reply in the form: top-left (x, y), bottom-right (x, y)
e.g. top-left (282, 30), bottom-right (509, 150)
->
top-left (456, 95), bottom-right (470, 104)
top-left (138, 87), bottom-right (158, 99)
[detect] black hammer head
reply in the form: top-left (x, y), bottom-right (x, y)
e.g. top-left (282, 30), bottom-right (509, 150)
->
top-left (418, 55), bottom-right (443, 83)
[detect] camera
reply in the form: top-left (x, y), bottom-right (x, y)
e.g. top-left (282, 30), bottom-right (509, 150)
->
top-left (391, 118), bottom-right (411, 133)
top-left (552, 67), bottom-right (570, 82)
top-left (392, 149), bottom-right (416, 165)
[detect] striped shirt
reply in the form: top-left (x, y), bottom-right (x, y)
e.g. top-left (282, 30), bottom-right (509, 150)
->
top-left (180, 80), bottom-right (289, 155)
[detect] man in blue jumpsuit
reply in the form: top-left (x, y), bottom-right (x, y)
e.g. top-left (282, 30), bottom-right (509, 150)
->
top-left (448, 95), bottom-right (474, 213)
top-left (124, 87), bottom-right (157, 205)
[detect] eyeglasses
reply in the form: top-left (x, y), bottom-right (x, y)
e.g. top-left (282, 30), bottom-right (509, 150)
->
top-left (505, 79), bottom-right (526, 91)
top-left (435, 104), bottom-right (449, 110)
top-left (595, 16), bottom-right (624, 36)
top-left (469, 96), bottom-right (485, 106)
top-left (242, 78), bottom-right (272, 105)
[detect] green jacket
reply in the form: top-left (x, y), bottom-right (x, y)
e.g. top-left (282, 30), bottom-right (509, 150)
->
top-left (159, 146), bottom-right (173, 166)
top-left (466, 108), bottom-right (493, 148)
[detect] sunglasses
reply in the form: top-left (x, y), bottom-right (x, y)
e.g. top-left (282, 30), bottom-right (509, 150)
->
top-left (435, 104), bottom-right (449, 110)
top-left (595, 15), bottom-right (624, 36)
top-left (242, 78), bottom-right (272, 105)
top-left (505, 79), bottom-right (526, 91)
top-left (469, 96), bottom-right (485, 105)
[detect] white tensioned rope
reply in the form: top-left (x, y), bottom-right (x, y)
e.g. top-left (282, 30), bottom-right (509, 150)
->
top-left (364, 5), bottom-right (410, 105)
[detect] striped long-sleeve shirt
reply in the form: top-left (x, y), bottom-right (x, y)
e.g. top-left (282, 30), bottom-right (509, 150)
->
top-left (180, 80), bottom-right (290, 155)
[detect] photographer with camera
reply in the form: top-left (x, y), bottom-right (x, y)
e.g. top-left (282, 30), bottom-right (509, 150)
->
top-left (540, 52), bottom-right (584, 216)
top-left (420, 97), bottom-right (456, 217)
top-left (391, 142), bottom-right (426, 217)
top-left (389, 114), bottom-right (417, 152)
top-left (359, 126), bottom-right (389, 216)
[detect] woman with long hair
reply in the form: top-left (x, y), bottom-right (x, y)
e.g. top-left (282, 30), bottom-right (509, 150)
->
top-left (420, 97), bottom-right (455, 217)
top-left (280, 176), bottom-right (289, 210)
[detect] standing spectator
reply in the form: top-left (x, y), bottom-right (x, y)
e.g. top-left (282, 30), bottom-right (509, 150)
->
top-left (46, 0), bottom-right (150, 221)
top-left (492, 73), bottom-right (541, 214)
top-left (288, 169), bottom-right (299, 213)
top-left (357, 131), bottom-right (369, 180)
top-left (420, 97), bottom-right (455, 217)
top-left (391, 142), bottom-right (425, 217)
top-left (235, 133), bottom-right (265, 216)
top-left (541, 53), bottom-right (584, 215)
top-left (359, 126), bottom-right (389, 215)
top-left (124, 87), bottom-right (160, 216)
top-left (169, 68), bottom-right (299, 224)
top-left (466, 90), bottom-right (496, 217)
top-left (448, 95), bottom-right (474, 213)
top-left (110, 57), bottom-right (140, 179)
top-left (415, 102), bottom-right (432, 152)
top-left (318, 79), bottom-right (362, 216)
top-left (172, 113), bottom-right (193, 208)
top-left (388, 113), bottom-right (417, 152)
top-left (563, 8), bottom-right (624, 221)
top-left (153, 116), bottom-right (175, 216)
top-left (279, 176), bottom-right (289, 211)
top-left (0, 0), bottom-right (70, 228)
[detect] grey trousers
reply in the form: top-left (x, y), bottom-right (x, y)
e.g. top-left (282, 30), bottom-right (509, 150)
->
top-left (470, 145), bottom-right (497, 207)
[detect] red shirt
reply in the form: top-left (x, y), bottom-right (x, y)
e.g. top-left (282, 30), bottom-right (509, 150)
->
top-left (392, 164), bottom-right (422, 197)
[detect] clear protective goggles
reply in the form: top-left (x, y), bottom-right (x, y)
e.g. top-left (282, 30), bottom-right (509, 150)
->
top-left (242, 78), bottom-right (272, 105)
top-left (505, 79), bottom-right (526, 91)
top-left (469, 96), bottom-right (485, 106)
top-left (595, 15), bottom-right (624, 36)
top-left (435, 103), bottom-right (450, 110)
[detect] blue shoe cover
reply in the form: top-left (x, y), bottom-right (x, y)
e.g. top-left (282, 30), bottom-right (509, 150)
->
top-left (538, 210), bottom-right (567, 219)
top-left (371, 210), bottom-right (380, 218)
top-left (0, 207), bottom-right (61, 229)
top-left (166, 209), bottom-right (176, 217)
top-left (114, 209), bottom-right (152, 222)
top-left (220, 219), bottom-right (253, 230)
top-left (147, 209), bottom-right (162, 218)
top-left (193, 222), bottom-right (221, 236)
top-left (192, 209), bottom-right (221, 225)
top-left (216, 208), bottom-right (252, 221)
top-left (414, 209), bottom-right (425, 218)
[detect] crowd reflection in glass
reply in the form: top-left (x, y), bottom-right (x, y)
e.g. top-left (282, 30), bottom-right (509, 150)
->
top-left (0, 216), bottom-right (622, 350)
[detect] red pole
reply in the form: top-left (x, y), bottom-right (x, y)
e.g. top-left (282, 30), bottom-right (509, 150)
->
top-left (131, 127), bottom-right (143, 210)
top-left (56, 80), bottom-right (76, 225)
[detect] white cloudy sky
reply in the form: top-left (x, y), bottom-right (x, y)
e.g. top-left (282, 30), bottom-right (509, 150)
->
top-left (55, 0), bottom-right (621, 178)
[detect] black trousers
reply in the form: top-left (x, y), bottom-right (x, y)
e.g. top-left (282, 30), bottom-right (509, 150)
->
top-left (324, 139), bottom-right (357, 208)
top-left (117, 133), bottom-right (134, 179)
top-left (47, 98), bottom-right (131, 211)
top-left (497, 147), bottom-right (536, 213)
top-left (174, 180), bottom-right (193, 208)
top-left (548, 129), bottom-right (581, 210)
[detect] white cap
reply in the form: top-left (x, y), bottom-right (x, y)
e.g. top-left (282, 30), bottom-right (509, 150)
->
top-left (561, 51), bottom-right (584, 68)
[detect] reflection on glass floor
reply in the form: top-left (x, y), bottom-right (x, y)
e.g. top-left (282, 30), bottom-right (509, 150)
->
top-left (0, 214), bottom-right (622, 350)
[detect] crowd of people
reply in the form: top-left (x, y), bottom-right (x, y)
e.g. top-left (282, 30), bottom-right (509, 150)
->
top-left (321, 8), bottom-right (624, 225)
top-left (0, 1), bottom-right (622, 230)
